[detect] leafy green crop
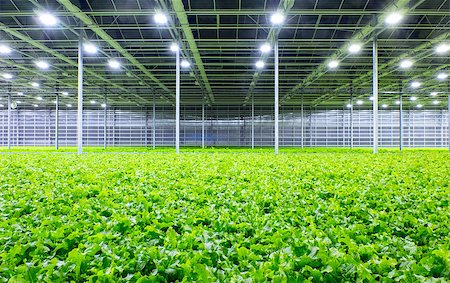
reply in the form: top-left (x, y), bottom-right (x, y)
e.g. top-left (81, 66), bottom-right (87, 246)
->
top-left (0, 150), bottom-right (449, 282)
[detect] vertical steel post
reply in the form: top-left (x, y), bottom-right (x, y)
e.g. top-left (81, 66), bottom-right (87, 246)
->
top-left (372, 35), bottom-right (379, 154)
top-left (175, 50), bottom-right (180, 153)
top-left (301, 94), bottom-right (304, 148)
top-left (202, 104), bottom-right (205, 148)
top-left (152, 95), bottom-right (156, 149)
top-left (448, 86), bottom-right (450, 150)
top-left (55, 93), bottom-right (59, 150)
top-left (251, 94), bottom-right (254, 149)
top-left (7, 91), bottom-right (11, 150)
top-left (350, 90), bottom-right (354, 149)
top-left (274, 41), bottom-right (279, 154)
top-left (77, 33), bottom-right (84, 154)
top-left (103, 94), bottom-right (107, 149)
top-left (399, 92), bottom-right (403, 151)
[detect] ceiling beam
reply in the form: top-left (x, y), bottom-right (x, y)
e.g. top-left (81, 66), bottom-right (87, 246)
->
top-left (169, 0), bottom-right (215, 104)
top-left (55, 0), bottom-right (172, 97)
top-left (281, 0), bottom-right (422, 104)
top-left (243, 0), bottom-right (296, 105)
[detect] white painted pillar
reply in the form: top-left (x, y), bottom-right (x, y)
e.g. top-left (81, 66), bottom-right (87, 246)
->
top-left (77, 34), bottom-right (84, 154)
top-left (274, 41), bottom-right (279, 154)
top-left (175, 50), bottom-right (180, 153)
top-left (372, 35), bottom-right (379, 154)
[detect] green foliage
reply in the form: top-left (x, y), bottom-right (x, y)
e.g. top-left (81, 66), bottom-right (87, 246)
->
top-left (0, 151), bottom-right (449, 282)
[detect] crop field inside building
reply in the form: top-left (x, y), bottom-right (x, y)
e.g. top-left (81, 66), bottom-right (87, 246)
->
top-left (1, 149), bottom-right (449, 282)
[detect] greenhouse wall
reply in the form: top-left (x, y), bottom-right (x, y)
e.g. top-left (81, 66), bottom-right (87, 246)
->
top-left (0, 107), bottom-right (448, 148)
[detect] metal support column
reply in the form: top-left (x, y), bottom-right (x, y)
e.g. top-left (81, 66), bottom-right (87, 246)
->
top-left (55, 93), bottom-right (59, 150)
top-left (201, 104), bottom-right (205, 148)
top-left (152, 96), bottom-right (156, 149)
top-left (399, 92), bottom-right (403, 151)
top-left (301, 94), bottom-right (304, 148)
top-left (103, 94), bottom-right (107, 149)
top-left (7, 91), bottom-right (11, 150)
top-left (251, 94), bottom-right (254, 149)
top-left (448, 84), bottom-right (450, 150)
top-left (77, 33), bottom-right (84, 154)
top-left (175, 50), bottom-right (180, 153)
top-left (274, 41), bottom-right (279, 154)
top-left (350, 89), bottom-right (354, 149)
top-left (372, 35), bottom-right (379, 154)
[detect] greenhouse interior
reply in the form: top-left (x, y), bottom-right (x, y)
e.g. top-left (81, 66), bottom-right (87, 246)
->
top-left (0, 0), bottom-right (449, 282)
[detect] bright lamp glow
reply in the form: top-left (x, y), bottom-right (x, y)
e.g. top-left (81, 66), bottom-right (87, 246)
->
top-left (84, 43), bottom-right (98, 54)
top-left (432, 100), bottom-right (439, 105)
top-left (255, 60), bottom-right (265, 69)
top-left (35, 60), bottom-right (50, 69)
top-left (348, 43), bottom-right (362, 54)
top-left (0, 44), bottom-right (12, 54)
top-left (399, 59), bottom-right (413, 69)
top-left (328, 60), bottom-right (339, 69)
top-left (416, 104), bottom-right (423, 109)
top-left (410, 81), bottom-right (421, 89)
top-left (31, 82), bottom-right (40, 88)
top-left (2, 73), bottom-right (13, 80)
top-left (181, 60), bottom-right (190, 68)
top-left (437, 72), bottom-right (448, 80)
top-left (410, 96), bottom-right (417, 101)
top-left (38, 12), bottom-right (58, 26)
top-left (436, 43), bottom-right (450, 54)
top-left (385, 12), bottom-right (403, 25)
top-left (154, 13), bottom-right (168, 25)
top-left (260, 43), bottom-right (272, 53)
top-left (356, 100), bottom-right (363, 105)
top-left (430, 92), bottom-right (438, 96)
top-left (62, 91), bottom-right (69, 96)
top-left (270, 12), bottom-right (285, 25)
top-left (382, 104), bottom-right (388, 108)
top-left (108, 59), bottom-right (121, 69)
top-left (170, 43), bottom-right (179, 52)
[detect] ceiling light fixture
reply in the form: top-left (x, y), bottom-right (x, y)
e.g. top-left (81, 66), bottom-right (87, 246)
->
top-left (181, 60), bottom-right (190, 68)
top-left (35, 60), bottom-right (50, 69)
top-left (437, 72), bottom-right (448, 80)
top-left (328, 60), bottom-right (339, 69)
top-left (38, 12), bottom-right (58, 27)
top-left (108, 59), bottom-right (121, 69)
top-left (0, 44), bottom-right (12, 54)
top-left (270, 12), bottom-right (285, 25)
top-left (399, 59), bottom-right (413, 69)
top-left (385, 12), bottom-right (403, 25)
top-left (154, 13), bottom-right (168, 25)
top-left (260, 43), bottom-right (272, 53)
top-left (2, 73), bottom-right (13, 80)
top-left (348, 43), bottom-right (362, 54)
top-left (170, 43), bottom-right (180, 53)
top-left (436, 43), bottom-right (450, 54)
top-left (255, 60), bottom-right (265, 69)
top-left (84, 43), bottom-right (98, 54)
top-left (410, 81), bottom-right (421, 89)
